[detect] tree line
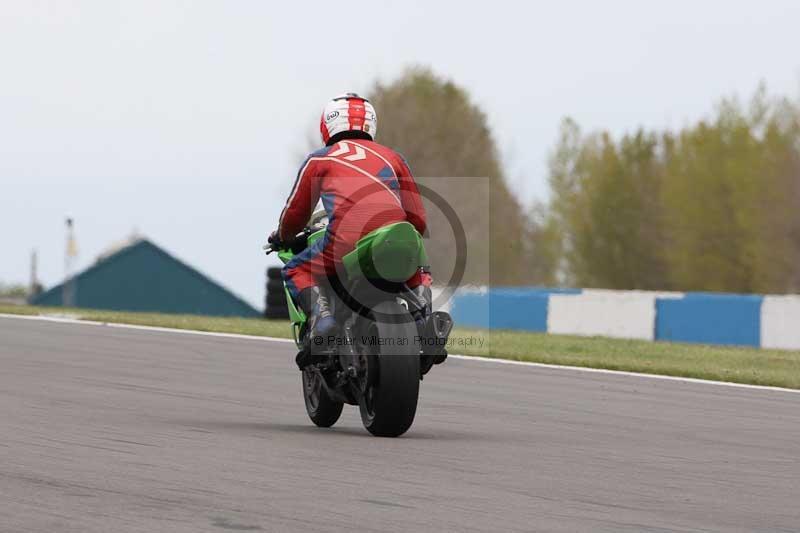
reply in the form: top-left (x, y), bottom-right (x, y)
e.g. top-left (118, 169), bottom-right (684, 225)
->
top-left (372, 70), bottom-right (800, 293)
top-left (545, 85), bottom-right (800, 293)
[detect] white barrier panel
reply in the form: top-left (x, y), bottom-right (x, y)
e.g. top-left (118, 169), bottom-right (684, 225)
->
top-left (761, 296), bottom-right (800, 350)
top-left (548, 289), bottom-right (683, 341)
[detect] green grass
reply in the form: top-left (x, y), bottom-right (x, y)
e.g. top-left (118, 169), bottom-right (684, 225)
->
top-left (0, 304), bottom-right (290, 339)
top-left (451, 329), bottom-right (800, 389)
top-left (2, 304), bottom-right (800, 390)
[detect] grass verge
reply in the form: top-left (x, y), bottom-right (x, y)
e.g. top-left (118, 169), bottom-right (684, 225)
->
top-left (2, 304), bottom-right (799, 390)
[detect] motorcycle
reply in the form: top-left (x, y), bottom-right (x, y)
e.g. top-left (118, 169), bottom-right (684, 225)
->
top-left (264, 211), bottom-right (453, 437)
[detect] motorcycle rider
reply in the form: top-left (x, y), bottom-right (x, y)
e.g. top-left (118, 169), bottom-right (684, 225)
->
top-left (269, 93), bottom-right (435, 361)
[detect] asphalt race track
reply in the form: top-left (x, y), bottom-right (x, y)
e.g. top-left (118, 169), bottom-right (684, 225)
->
top-left (1, 316), bottom-right (799, 532)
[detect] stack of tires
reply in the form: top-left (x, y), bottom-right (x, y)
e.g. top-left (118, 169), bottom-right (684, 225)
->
top-left (264, 266), bottom-right (289, 319)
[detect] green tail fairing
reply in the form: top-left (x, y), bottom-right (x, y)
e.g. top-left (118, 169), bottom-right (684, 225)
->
top-left (341, 222), bottom-right (428, 282)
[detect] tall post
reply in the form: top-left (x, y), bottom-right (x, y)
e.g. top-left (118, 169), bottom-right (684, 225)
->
top-left (29, 249), bottom-right (38, 297)
top-left (63, 218), bottom-right (78, 307)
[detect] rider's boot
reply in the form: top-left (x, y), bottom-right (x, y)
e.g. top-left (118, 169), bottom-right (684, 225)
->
top-left (298, 286), bottom-right (336, 338)
top-left (295, 286), bottom-right (336, 369)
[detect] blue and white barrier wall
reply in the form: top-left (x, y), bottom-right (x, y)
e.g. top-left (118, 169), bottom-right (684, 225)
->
top-left (549, 289), bottom-right (683, 341)
top-left (445, 287), bottom-right (580, 332)
top-left (449, 288), bottom-right (800, 349)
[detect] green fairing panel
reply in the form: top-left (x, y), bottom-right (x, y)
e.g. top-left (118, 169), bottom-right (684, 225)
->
top-left (342, 222), bottom-right (427, 282)
top-left (284, 286), bottom-right (305, 325)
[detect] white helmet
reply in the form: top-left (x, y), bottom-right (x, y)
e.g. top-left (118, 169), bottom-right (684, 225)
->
top-left (319, 93), bottom-right (378, 145)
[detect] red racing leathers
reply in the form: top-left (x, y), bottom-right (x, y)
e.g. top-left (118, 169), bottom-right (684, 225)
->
top-left (278, 138), bottom-right (431, 299)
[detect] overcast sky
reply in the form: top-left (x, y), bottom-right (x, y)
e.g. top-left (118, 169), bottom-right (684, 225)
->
top-left (2, 0), bottom-right (799, 308)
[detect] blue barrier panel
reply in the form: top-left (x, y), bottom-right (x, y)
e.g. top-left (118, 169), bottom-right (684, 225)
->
top-left (655, 293), bottom-right (763, 347)
top-left (450, 292), bottom-right (491, 329)
top-left (451, 288), bottom-right (581, 331)
top-left (489, 292), bottom-right (550, 331)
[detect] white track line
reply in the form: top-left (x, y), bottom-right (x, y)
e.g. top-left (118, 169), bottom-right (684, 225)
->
top-left (0, 313), bottom-right (294, 344)
top-left (1, 313), bottom-right (798, 395)
top-left (447, 354), bottom-right (800, 395)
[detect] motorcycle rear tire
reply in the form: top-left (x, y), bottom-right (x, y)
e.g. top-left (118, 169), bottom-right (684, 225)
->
top-left (358, 300), bottom-right (420, 437)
